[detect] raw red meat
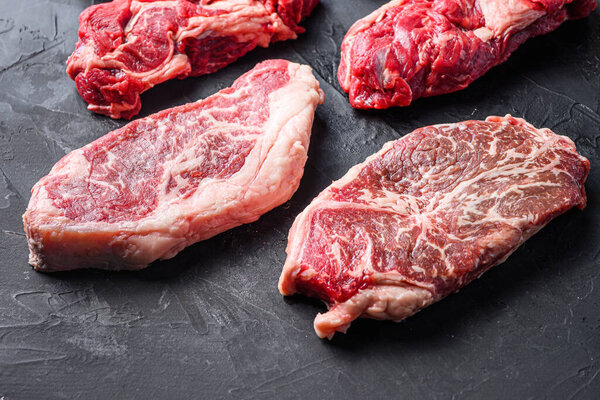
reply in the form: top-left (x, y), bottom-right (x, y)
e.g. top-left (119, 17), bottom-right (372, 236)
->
top-left (279, 116), bottom-right (589, 338)
top-left (24, 60), bottom-right (324, 272)
top-left (67, 0), bottom-right (320, 119)
top-left (338, 0), bottom-right (596, 109)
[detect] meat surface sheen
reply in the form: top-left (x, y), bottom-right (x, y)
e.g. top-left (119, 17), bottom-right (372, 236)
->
top-left (338, 0), bottom-right (596, 109)
top-left (279, 115), bottom-right (589, 338)
top-left (67, 0), bottom-right (320, 119)
top-left (24, 60), bottom-right (324, 272)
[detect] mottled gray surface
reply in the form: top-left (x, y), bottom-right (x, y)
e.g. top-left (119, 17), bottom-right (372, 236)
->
top-left (0, 0), bottom-right (599, 398)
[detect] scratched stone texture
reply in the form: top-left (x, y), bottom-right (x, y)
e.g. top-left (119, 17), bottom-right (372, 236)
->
top-left (0, 0), bottom-right (599, 398)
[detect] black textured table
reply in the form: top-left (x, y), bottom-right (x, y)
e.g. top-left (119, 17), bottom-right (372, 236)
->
top-left (1, 1), bottom-right (600, 398)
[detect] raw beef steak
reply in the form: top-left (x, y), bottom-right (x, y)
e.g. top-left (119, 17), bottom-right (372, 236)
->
top-left (67, 0), bottom-right (320, 119)
top-left (24, 60), bottom-right (324, 272)
top-left (279, 116), bottom-right (589, 338)
top-left (338, 0), bottom-right (596, 109)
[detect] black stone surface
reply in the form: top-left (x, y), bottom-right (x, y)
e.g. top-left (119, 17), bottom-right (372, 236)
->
top-left (1, 1), bottom-right (599, 398)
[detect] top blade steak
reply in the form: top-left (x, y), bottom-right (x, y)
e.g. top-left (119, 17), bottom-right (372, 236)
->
top-left (24, 60), bottom-right (324, 272)
top-left (279, 116), bottom-right (589, 339)
top-left (67, 0), bottom-right (320, 119)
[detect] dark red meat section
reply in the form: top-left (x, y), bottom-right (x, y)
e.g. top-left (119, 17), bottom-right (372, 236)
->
top-left (338, 0), bottom-right (596, 109)
top-left (67, 0), bottom-right (319, 119)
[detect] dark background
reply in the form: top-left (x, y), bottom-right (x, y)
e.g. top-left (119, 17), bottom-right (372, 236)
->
top-left (1, 1), bottom-right (599, 398)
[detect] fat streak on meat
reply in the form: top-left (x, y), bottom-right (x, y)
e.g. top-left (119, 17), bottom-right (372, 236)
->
top-left (24, 60), bottom-right (324, 272)
top-left (279, 116), bottom-right (589, 338)
top-left (67, 0), bottom-right (319, 119)
top-left (338, 0), bottom-right (596, 109)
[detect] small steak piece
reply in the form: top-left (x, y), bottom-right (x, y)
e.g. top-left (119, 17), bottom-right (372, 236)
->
top-left (24, 60), bottom-right (324, 272)
top-left (279, 116), bottom-right (589, 338)
top-left (67, 0), bottom-right (320, 119)
top-left (338, 0), bottom-right (596, 109)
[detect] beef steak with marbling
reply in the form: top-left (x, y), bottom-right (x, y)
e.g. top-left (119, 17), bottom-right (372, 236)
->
top-left (25, 60), bottom-right (324, 272)
top-left (338, 0), bottom-right (596, 109)
top-left (279, 115), bottom-right (589, 338)
top-left (67, 0), bottom-right (319, 119)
